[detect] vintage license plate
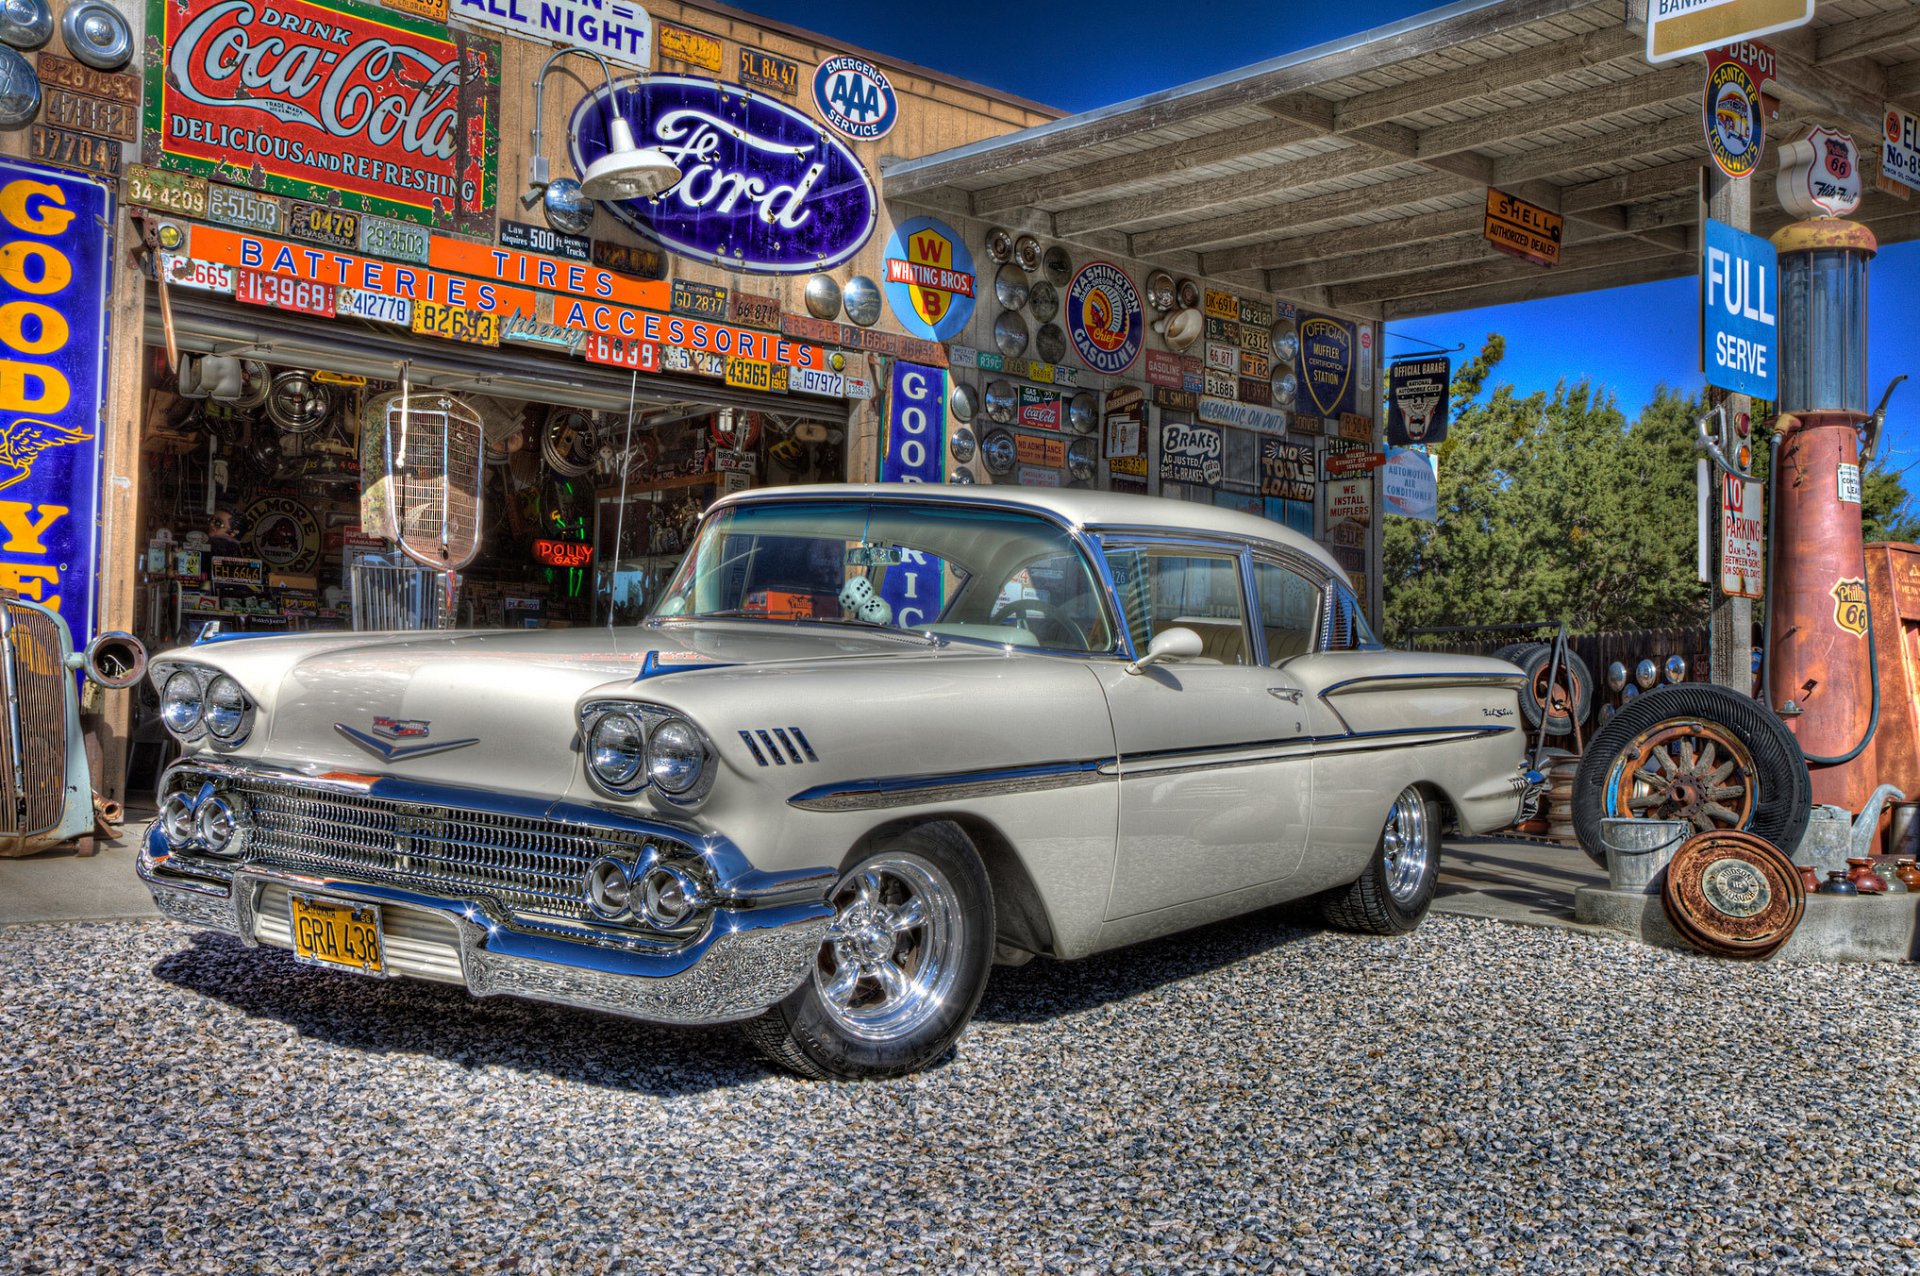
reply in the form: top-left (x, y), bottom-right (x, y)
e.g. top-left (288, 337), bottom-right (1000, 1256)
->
top-left (289, 894), bottom-right (386, 976)
top-left (789, 367), bottom-right (844, 397)
top-left (413, 300), bottom-right (500, 346)
top-left (236, 270), bottom-right (336, 317)
top-left (581, 331), bottom-right (659, 371)
top-left (336, 287), bottom-right (412, 326)
top-left (723, 355), bottom-right (774, 391)
top-left (44, 88), bottom-right (138, 142)
top-left (592, 239), bottom-right (665, 279)
top-left (728, 291), bottom-right (780, 330)
top-left (36, 54), bottom-right (140, 105)
top-left (31, 124), bottom-right (120, 178)
top-left (288, 201), bottom-right (360, 248)
top-left (357, 215), bottom-right (430, 264)
top-left (738, 46), bottom-right (799, 94)
top-left (207, 183), bottom-right (281, 233)
top-left (125, 163), bottom-right (207, 216)
top-left (670, 278), bottom-right (728, 318)
top-left (158, 252), bottom-right (235, 294)
top-left (662, 344), bottom-right (724, 377)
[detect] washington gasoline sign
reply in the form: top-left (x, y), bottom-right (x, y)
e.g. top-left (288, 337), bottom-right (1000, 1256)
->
top-left (1701, 218), bottom-right (1776, 400)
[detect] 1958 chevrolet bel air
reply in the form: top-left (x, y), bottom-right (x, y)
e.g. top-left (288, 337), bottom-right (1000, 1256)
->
top-left (140, 486), bottom-right (1537, 1078)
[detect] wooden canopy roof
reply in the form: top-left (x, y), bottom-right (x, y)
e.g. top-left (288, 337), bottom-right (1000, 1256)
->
top-left (882, 0), bottom-right (1920, 319)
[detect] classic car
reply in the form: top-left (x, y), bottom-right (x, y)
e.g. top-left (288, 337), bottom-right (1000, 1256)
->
top-left (0, 590), bottom-right (146, 856)
top-left (139, 486), bottom-right (1537, 1078)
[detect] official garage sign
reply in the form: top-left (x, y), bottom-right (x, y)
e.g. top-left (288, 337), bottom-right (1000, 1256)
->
top-left (812, 55), bottom-right (898, 142)
top-left (1066, 261), bottom-right (1143, 375)
top-left (143, 0), bottom-right (502, 234)
top-left (883, 216), bottom-right (975, 342)
top-left (571, 76), bottom-right (876, 274)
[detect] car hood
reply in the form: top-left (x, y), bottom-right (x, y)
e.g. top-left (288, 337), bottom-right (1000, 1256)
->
top-left (169, 622), bottom-right (951, 794)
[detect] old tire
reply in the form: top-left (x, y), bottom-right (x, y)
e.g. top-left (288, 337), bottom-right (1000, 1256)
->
top-left (743, 823), bottom-right (994, 1080)
top-left (1321, 786), bottom-right (1440, 935)
top-left (1571, 683), bottom-right (1810, 867)
top-left (1503, 642), bottom-right (1593, 735)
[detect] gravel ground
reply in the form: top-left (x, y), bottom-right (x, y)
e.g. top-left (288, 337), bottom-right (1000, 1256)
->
top-left (2, 911), bottom-right (1918, 1275)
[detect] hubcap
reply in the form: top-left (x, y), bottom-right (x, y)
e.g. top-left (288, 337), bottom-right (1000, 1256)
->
top-left (815, 854), bottom-right (963, 1043)
top-left (1381, 787), bottom-right (1431, 906)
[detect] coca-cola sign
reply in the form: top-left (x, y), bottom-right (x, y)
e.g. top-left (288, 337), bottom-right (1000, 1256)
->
top-left (568, 76), bottom-right (875, 275)
top-left (143, 0), bottom-right (499, 232)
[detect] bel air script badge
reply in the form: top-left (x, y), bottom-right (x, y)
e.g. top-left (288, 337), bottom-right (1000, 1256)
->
top-left (335, 717), bottom-right (477, 762)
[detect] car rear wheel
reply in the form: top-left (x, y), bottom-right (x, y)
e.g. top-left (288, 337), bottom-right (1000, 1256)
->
top-left (1320, 786), bottom-right (1440, 935)
top-left (743, 823), bottom-right (994, 1080)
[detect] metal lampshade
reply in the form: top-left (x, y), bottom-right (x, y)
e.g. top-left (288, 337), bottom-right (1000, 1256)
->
top-left (580, 117), bottom-right (680, 201)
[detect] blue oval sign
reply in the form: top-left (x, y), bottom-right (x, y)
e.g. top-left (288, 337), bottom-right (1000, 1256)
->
top-left (569, 76), bottom-right (878, 275)
top-left (813, 55), bottom-right (898, 142)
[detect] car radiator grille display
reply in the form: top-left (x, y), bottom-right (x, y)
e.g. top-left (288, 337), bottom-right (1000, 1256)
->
top-left (0, 603), bottom-right (70, 838)
top-left (227, 780), bottom-right (689, 931)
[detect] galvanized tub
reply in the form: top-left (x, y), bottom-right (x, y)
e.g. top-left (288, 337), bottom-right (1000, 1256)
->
top-left (1600, 818), bottom-right (1690, 893)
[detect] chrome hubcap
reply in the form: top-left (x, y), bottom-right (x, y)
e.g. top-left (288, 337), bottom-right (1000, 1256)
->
top-left (1381, 788), bottom-right (1432, 906)
top-left (816, 854), bottom-right (962, 1043)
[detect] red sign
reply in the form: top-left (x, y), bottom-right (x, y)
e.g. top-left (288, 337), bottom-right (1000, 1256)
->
top-left (1325, 450), bottom-right (1386, 476)
top-left (147, 0), bottom-right (501, 233)
top-left (235, 270), bottom-right (335, 317)
top-left (1144, 349), bottom-right (1184, 388)
top-left (533, 539), bottom-right (593, 568)
top-left (581, 332), bottom-right (660, 372)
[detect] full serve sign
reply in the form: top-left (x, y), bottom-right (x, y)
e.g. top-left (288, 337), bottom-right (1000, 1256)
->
top-left (1702, 217), bottom-right (1776, 400)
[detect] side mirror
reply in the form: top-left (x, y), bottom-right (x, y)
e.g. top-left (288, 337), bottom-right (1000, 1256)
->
top-left (1127, 626), bottom-right (1202, 675)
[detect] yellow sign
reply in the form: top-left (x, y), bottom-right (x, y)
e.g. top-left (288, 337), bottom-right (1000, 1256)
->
top-left (1484, 189), bottom-right (1562, 268)
top-left (724, 356), bottom-right (774, 391)
top-left (412, 300), bottom-right (501, 346)
top-left (1647, 0), bottom-right (1812, 65)
top-left (1832, 578), bottom-right (1868, 638)
top-left (313, 369), bottom-right (368, 386)
top-left (291, 895), bottom-right (384, 974)
top-left (660, 22), bottom-right (723, 72)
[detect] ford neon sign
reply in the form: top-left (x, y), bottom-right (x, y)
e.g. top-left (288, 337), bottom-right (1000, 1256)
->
top-left (568, 76), bottom-right (876, 275)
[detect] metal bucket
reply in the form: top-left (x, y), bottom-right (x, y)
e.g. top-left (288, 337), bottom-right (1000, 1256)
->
top-left (1599, 818), bottom-right (1689, 893)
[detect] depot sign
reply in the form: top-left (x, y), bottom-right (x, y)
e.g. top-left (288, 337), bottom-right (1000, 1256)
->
top-left (1701, 217), bottom-right (1776, 400)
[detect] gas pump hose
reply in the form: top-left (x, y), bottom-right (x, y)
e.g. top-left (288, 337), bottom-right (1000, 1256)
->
top-left (1762, 431), bottom-right (1881, 766)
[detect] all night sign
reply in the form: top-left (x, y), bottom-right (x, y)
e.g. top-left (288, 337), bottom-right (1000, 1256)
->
top-left (144, 0), bottom-right (501, 232)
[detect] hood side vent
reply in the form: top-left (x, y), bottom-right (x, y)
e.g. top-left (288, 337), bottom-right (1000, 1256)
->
top-left (741, 727), bottom-right (817, 766)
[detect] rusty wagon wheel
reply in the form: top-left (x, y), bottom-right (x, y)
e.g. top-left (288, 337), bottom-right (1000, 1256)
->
top-left (1571, 684), bottom-right (1809, 867)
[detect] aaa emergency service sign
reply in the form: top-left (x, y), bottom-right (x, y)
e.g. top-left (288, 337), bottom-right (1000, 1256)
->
top-left (144, 0), bottom-right (501, 233)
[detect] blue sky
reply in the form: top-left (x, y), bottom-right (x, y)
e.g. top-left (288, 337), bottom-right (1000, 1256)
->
top-left (747, 0), bottom-right (1920, 464)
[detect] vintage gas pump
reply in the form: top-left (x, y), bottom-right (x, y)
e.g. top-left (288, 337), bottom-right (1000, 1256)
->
top-left (1764, 216), bottom-right (1906, 823)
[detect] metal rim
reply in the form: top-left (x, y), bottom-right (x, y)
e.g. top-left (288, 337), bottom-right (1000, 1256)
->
top-left (814, 853), bottom-right (963, 1043)
top-left (1382, 787), bottom-right (1431, 905)
top-left (1605, 718), bottom-right (1758, 834)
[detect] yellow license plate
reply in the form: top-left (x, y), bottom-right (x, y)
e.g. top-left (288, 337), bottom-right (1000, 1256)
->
top-left (289, 894), bottom-right (386, 976)
top-left (412, 300), bottom-right (501, 346)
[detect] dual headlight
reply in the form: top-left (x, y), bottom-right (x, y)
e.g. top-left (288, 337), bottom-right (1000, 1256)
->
top-left (581, 702), bottom-right (713, 802)
top-left (584, 847), bottom-right (708, 932)
top-left (157, 787), bottom-right (246, 857)
top-left (158, 665), bottom-right (255, 748)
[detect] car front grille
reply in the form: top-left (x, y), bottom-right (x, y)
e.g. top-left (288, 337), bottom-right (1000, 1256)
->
top-left (215, 777), bottom-right (688, 929)
top-left (0, 602), bottom-right (69, 838)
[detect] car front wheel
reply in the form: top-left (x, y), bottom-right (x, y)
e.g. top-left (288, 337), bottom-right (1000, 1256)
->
top-left (1320, 786), bottom-right (1440, 934)
top-left (744, 823), bottom-right (994, 1080)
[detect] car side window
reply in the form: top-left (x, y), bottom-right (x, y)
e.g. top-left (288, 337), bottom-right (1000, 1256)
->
top-left (1105, 544), bottom-right (1251, 665)
top-left (1322, 583), bottom-right (1382, 652)
top-left (1252, 559), bottom-right (1320, 664)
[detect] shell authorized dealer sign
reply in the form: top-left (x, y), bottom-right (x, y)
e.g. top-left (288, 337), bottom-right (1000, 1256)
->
top-left (143, 0), bottom-right (500, 233)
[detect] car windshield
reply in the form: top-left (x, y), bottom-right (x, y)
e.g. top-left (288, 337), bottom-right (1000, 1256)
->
top-left (650, 499), bottom-right (1119, 654)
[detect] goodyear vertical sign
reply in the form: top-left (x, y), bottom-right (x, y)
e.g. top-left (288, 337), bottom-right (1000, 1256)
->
top-left (880, 360), bottom-right (945, 627)
top-left (0, 159), bottom-right (112, 643)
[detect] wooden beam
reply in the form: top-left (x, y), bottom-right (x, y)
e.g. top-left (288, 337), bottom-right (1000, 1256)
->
top-left (1381, 252), bottom-right (1693, 320)
top-left (1052, 141), bottom-right (1402, 237)
top-left (1815, 11), bottom-right (1920, 66)
top-left (1413, 66), bottom-right (1696, 159)
top-left (1494, 114), bottom-right (1698, 185)
top-left (1562, 158), bottom-right (1699, 213)
top-left (1203, 207), bottom-right (1484, 275)
top-left (879, 0), bottom-right (1598, 196)
top-left (1127, 170), bottom-right (1462, 255)
top-left (1767, 40), bottom-right (1890, 138)
top-left (1333, 25), bottom-right (1645, 130)
top-left (1261, 94), bottom-right (1495, 184)
top-left (1328, 232), bottom-right (1693, 308)
top-left (1893, 63), bottom-right (1920, 102)
top-left (968, 117), bottom-right (1317, 216)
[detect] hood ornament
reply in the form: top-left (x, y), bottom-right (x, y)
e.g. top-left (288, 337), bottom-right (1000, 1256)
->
top-left (335, 718), bottom-right (478, 762)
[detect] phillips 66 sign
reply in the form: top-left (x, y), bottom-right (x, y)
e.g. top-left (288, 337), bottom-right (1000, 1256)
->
top-left (144, 0), bottom-right (502, 233)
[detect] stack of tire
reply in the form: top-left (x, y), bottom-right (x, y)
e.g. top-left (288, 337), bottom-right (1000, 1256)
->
top-left (1492, 641), bottom-right (1594, 738)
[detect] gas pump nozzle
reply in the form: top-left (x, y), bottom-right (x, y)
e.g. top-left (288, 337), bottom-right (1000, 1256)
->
top-left (1861, 374), bottom-right (1906, 466)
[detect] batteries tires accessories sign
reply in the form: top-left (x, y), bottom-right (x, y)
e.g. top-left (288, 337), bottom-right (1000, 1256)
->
top-left (812, 55), bottom-right (898, 142)
top-left (1066, 262), bottom-right (1143, 375)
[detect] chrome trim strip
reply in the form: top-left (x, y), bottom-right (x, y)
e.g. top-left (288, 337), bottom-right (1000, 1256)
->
top-left (634, 649), bottom-right (740, 681)
top-left (738, 729), bottom-right (769, 766)
top-left (770, 728), bottom-right (804, 765)
top-left (1317, 672), bottom-right (1529, 699)
top-left (788, 758), bottom-right (1113, 813)
top-left (788, 727), bottom-right (818, 762)
top-left (755, 729), bottom-right (786, 765)
top-left (334, 722), bottom-right (481, 762)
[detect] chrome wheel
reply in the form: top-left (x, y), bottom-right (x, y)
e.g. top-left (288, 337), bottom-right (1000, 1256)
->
top-left (815, 854), bottom-right (964, 1044)
top-left (1381, 787), bottom-right (1432, 906)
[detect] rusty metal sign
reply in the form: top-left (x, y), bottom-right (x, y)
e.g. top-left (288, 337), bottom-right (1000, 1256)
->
top-left (729, 291), bottom-right (781, 330)
top-left (37, 54), bottom-right (139, 105)
top-left (207, 183), bottom-right (280, 233)
top-left (31, 125), bottom-right (121, 178)
top-left (1484, 189), bottom-right (1562, 268)
top-left (125, 163), bottom-right (207, 216)
top-left (1660, 830), bottom-right (1804, 959)
top-left (45, 88), bottom-right (138, 142)
top-left (289, 202), bottom-right (361, 248)
top-left (592, 239), bottom-right (665, 280)
top-left (659, 21), bottom-right (723, 72)
top-left (739, 47), bottom-right (799, 95)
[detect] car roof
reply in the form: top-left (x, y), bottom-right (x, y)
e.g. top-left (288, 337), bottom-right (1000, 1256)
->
top-left (706, 483), bottom-right (1350, 583)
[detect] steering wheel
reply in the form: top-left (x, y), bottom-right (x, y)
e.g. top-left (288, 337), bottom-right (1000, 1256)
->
top-left (987, 597), bottom-right (1089, 649)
